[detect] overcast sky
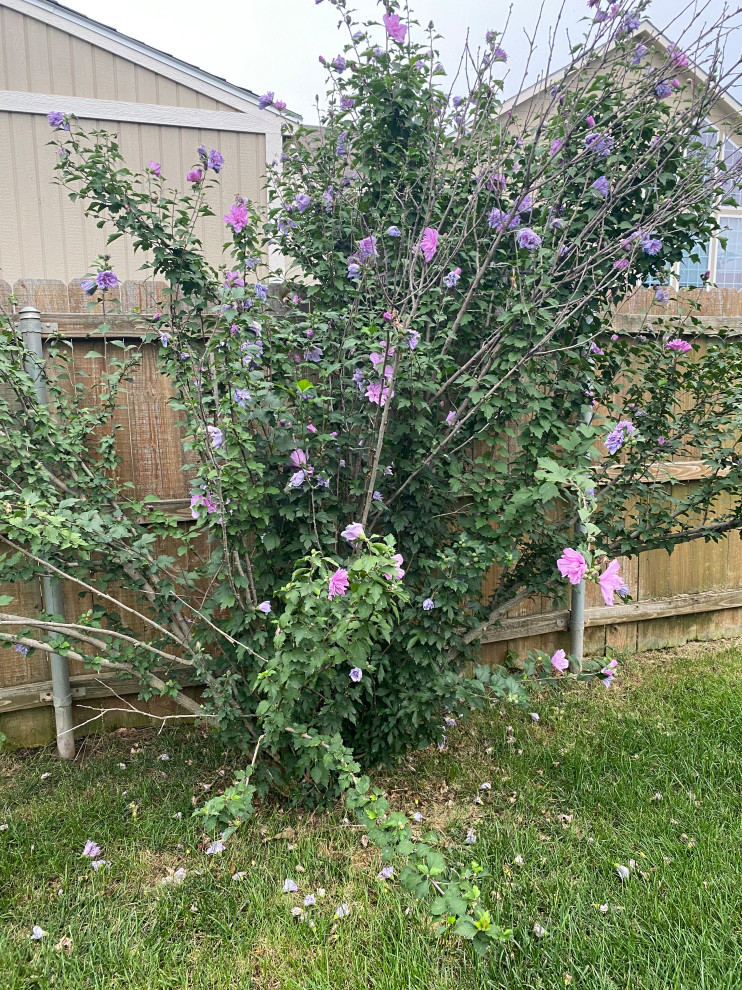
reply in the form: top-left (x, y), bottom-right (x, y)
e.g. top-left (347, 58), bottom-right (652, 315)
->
top-left (61, 0), bottom-right (740, 121)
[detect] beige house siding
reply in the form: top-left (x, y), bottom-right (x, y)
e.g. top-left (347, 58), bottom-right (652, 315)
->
top-left (0, 5), bottom-right (232, 110)
top-left (0, 111), bottom-right (266, 282)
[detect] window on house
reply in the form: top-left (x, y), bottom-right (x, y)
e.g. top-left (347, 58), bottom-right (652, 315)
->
top-left (678, 243), bottom-right (710, 287)
top-left (716, 215), bottom-right (742, 288)
top-left (721, 139), bottom-right (742, 207)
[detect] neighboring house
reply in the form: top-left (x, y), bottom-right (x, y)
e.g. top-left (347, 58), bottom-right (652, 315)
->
top-left (502, 21), bottom-right (742, 290)
top-left (0, 0), bottom-right (299, 287)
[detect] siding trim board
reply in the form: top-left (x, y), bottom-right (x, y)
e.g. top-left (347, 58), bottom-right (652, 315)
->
top-left (0, 89), bottom-right (281, 136)
top-left (1, 0), bottom-right (301, 122)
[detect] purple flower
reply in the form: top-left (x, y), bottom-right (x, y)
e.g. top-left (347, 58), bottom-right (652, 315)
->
top-left (557, 549), bottom-right (587, 585)
top-left (283, 878), bottom-right (298, 893)
top-left (465, 829), bottom-right (477, 844)
top-left (341, 522), bottom-right (365, 542)
top-left (328, 568), bottom-right (350, 601)
top-left (92, 859), bottom-right (110, 870)
top-left (305, 346), bottom-right (323, 362)
top-left (257, 601), bottom-right (271, 614)
top-left (549, 138), bottom-right (564, 157)
top-left (387, 225), bottom-right (401, 238)
top-left (340, 96), bottom-right (355, 110)
top-left (487, 207), bottom-right (520, 231)
top-left (619, 15), bottom-right (640, 35)
top-left (186, 168), bottom-right (203, 183)
top-left (207, 150), bottom-right (224, 173)
top-left (159, 332), bottom-right (171, 347)
top-left (82, 841), bottom-right (102, 859)
top-left (349, 667), bottom-right (363, 682)
top-left (255, 283), bottom-right (268, 302)
top-left (378, 865), bottom-right (394, 880)
top-left (92, 270), bottom-right (118, 291)
top-left (224, 203), bottom-right (249, 232)
top-left (14, 643), bottom-right (29, 656)
top-left (383, 12), bottom-right (408, 43)
top-left (207, 426), bottom-right (224, 449)
top-left (641, 236), bottom-right (662, 256)
top-left (590, 342), bottom-right (604, 355)
top-left (47, 111), bottom-right (68, 129)
top-left (531, 712), bottom-right (540, 722)
top-left (258, 92), bottom-right (274, 110)
top-left (347, 262), bottom-right (361, 280)
top-left (631, 43), bottom-right (648, 65)
top-left (445, 409), bottom-right (457, 426)
top-left (584, 132), bottom-right (615, 156)
top-left (234, 387), bottom-right (251, 409)
top-left (418, 227), bottom-right (439, 262)
top-left (614, 258), bottom-right (630, 271)
top-left (290, 470), bottom-right (306, 487)
top-left (30, 926), bottom-right (46, 940)
top-left (407, 330), bottom-right (420, 349)
top-left (655, 81), bottom-right (673, 99)
top-left (333, 55), bottom-right (347, 72)
top-left (358, 235), bottom-right (378, 260)
top-left (605, 420), bottom-right (634, 454)
top-left (493, 46), bottom-right (507, 60)
top-left (666, 338), bottom-right (692, 353)
top-left (486, 172), bottom-right (507, 191)
top-left (337, 131), bottom-right (348, 156)
top-left (422, 598), bottom-right (435, 610)
top-left (352, 367), bottom-right (365, 390)
top-left (551, 649), bottom-right (569, 672)
top-left (516, 228), bottom-right (542, 250)
top-left (592, 176), bottom-right (609, 197)
top-left (443, 268), bottom-right (461, 288)
top-left (655, 287), bottom-right (670, 302)
top-left (296, 194), bottom-right (311, 213)
top-left (365, 381), bottom-right (392, 407)
top-left (148, 161), bottom-right (161, 178)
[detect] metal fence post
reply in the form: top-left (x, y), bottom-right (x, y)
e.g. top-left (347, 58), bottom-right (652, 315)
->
top-left (19, 306), bottom-right (76, 759)
top-left (569, 393), bottom-right (596, 672)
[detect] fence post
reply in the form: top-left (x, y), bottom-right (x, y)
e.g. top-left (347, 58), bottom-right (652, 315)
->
top-left (569, 397), bottom-right (595, 672)
top-left (19, 306), bottom-right (76, 759)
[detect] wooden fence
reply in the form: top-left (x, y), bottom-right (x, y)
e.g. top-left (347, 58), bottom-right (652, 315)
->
top-left (2, 278), bottom-right (742, 748)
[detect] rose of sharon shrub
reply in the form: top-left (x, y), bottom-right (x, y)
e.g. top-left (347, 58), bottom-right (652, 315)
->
top-left (2, 1), bottom-right (742, 809)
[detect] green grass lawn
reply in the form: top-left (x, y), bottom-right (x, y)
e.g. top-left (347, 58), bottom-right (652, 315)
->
top-left (2, 641), bottom-right (742, 989)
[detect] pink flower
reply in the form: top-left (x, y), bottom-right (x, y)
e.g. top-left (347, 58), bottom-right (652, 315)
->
top-left (418, 227), bottom-right (439, 262)
top-left (557, 548), bottom-right (587, 585)
top-left (186, 168), bottom-right (203, 183)
top-left (665, 338), bottom-right (692, 353)
top-left (445, 409), bottom-right (457, 426)
top-left (600, 658), bottom-right (618, 688)
top-left (383, 12), bottom-right (408, 44)
top-left (224, 203), bottom-right (249, 233)
top-left (148, 161), bottom-right (161, 178)
top-left (585, 114), bottom-right (595, 127)
top-left (365, 381), bottom-right (392, 406)
top-left (598, 559), bottom-right (624, 606)
top-left (289, 449), bottom-right (308, 467)
top-left (328, 567), bottom-right (349, 601)
top-left (307, 424), bottom-right (317, 434)
top-left (550, 649), bottom-right (569, 672)
top-left (384, 553), bottom-right (405, 581)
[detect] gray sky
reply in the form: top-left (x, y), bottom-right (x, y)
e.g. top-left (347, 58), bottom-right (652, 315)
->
top-left (61, 0), bottom-right (740, 121)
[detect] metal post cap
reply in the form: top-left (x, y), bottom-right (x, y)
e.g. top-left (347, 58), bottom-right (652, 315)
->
top-left (18, 306), bottom-right (41, 319)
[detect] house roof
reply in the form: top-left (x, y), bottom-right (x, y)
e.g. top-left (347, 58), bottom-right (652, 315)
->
top-left (502, 19), bottom-right (742, 127)
top-left (3, 0), bottom-right (303, 122)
